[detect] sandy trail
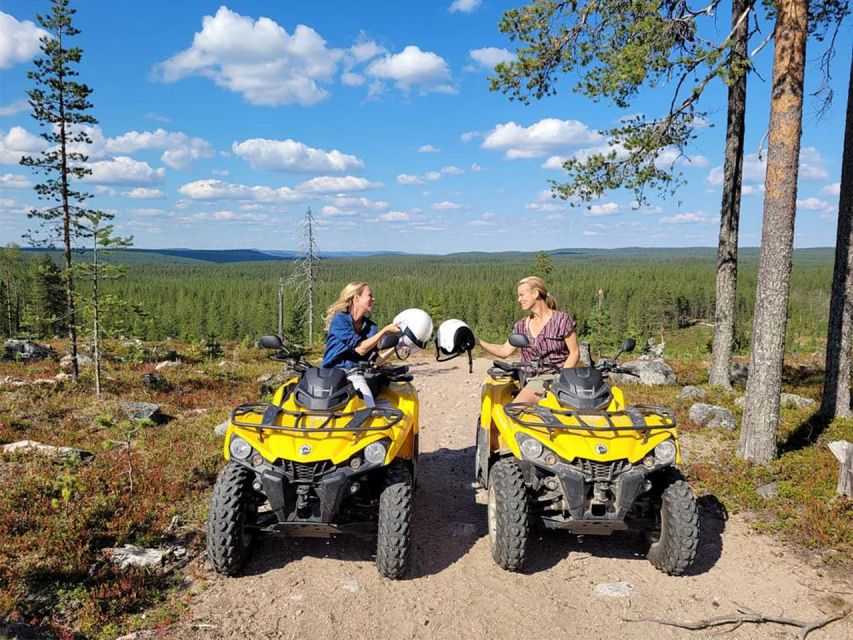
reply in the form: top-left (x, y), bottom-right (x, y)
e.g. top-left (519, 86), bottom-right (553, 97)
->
top-left (177, 357), bottom-right (852, 639)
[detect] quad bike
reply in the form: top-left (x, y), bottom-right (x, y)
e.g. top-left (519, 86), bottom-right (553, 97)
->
top-left (207, 333), bottom-right (418, 579)
top-left (475, 335), bottom-right (699, 575)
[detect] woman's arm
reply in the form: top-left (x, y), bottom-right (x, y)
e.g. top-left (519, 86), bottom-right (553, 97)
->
top-left (354, 323), bottom-right (400, 356)
top-left (561, 332), bottom-right (580, 368)
top-left (478, 338), bottom-right (516, 360)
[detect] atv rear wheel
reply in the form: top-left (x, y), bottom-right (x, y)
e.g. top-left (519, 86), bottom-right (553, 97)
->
top-left (376, 461), bottom-right (413, 579)
top-left (207, 463), bottom-right (258, 576)
top-left (645, 470), bottom-right (699, 576)
top-left (487, 458), bottom-right (529, 571)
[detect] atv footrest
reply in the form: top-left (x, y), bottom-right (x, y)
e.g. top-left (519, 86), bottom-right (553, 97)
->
top-left (260, 521), bottom-right (377, 539)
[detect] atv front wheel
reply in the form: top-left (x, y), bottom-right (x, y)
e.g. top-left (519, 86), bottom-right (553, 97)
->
top-left (207, 463), bottom-right (258, 575)
top-left (645, 471), bottom-right (699, 576)
top-left (376, 462), bottom-right (413, 579)
top-left (488, 458), bottom-right (529, 571)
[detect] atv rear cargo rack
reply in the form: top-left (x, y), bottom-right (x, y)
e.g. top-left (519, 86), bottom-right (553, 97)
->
top-left (230, 401), bottom-right (404, 436)
top-left (503, 402), bottom-right (675, 441)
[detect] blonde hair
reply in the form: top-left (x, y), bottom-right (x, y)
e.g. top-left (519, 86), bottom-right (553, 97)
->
top-left (323, 281), bottom-right (370, 330)
top-left (518, 276), bottom-right (558, 313)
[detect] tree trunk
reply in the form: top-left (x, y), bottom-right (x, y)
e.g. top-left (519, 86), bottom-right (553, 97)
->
top-left (819, 49), bottom-right (853, 419)
top-left (738, 0), bottom-right (808, 464)
top-left (93, 237), bottom-right (101, 398)
top-left (708, 0), bottom-right (749, 389)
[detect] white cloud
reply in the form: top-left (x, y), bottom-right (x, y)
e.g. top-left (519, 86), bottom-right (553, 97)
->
top-left (470, 162), bottom-right (483, 172)
top-left (124, 187), bottom-right (166, 199)
top-left (153, 6), bottom-right (341, 106)
top-left (106, 128), bottom-right (214, 170)
top-left (296, 175), bottom-right (380, 193)
top-left (341, 72), bottom-right (365, 86)
top-left (654, 147), bottom-right (709, 170)
top-left (418, 144), bottom-right (440, 153)
top-left (541, 155), bottom-right (567, 170)
top-left (84, 156), bottom-right (166, 185)
top-left (128, 207), bottom-right (169, 218)
top-left (179, 210), bottom-right (271, 224)
top-left (0, 99), bottom-right (28, 117)
top-left (469, 47), bottom-right (513, 69)
top-left (460, 130), bottom-right (481, 143)
top-left (449, 0), bottom-right (482, 13)
top-left (482, 118), bottom-right (602, 159)
top-left (0, 126), bottom-right (47, 164)
top-left (0, 12), bottom-right (48, 69)
top-left (396, 173), bottom-right (423, 185)
top-left (397, 165), bottom-right (463, 186)
top-left (366, 46), bottom-right (453, 93)
top-left (0, 173), bottom-right (31, 189)
top-left (741, 184), bottom-right (764, 196)
top-left (585, 202), bottom-right (619, 217)
top-left (799, 147), bottom-right (828, 180)
top-left (440, 165), bottom-right (463, 175)
top-left (582, 230), bottom-right (603, 236)
top-left (821, 182), bottom-right (840, 197)
top-left (232, 138), bottom-right (363, 173)
top-left (526, 202), bottom-right (564, 212)
top-left (432, 201), bottom-right (462, 210)
top-left (379, 210), bottom-right (411, 221)
top-left (797, 197), bottom-right (830, 211)
top-left (659, 212), bottom-right (707, 224)
top-left (706, 147), bottom-right (828, 186)
top-left (179, 179), bottom-right (301, 202)
top-left (322, 195), bottom-right (388, 215)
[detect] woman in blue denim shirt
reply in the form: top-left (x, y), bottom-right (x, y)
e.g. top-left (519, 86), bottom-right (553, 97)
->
top-left (321, 281), bottom-right (400, 406)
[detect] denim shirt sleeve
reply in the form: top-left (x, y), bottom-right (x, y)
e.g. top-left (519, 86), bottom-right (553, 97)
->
top-left (321, 314), bottom-right (377, 369)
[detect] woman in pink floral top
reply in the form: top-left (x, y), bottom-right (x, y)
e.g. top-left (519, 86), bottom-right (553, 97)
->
top-left (479, 276), bottom-right (579, 404)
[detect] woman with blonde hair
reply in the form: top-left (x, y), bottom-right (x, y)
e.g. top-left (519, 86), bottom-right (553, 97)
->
top-left (321, 282), bottom-right (400, 407)
top-left (478, 276), bottom-right (579, 404)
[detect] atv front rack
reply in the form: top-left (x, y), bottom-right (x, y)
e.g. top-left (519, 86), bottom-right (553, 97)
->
top-left (503, 402), bottom-right (675, 442)
top-left (230, 401), bottom-right (404, 435)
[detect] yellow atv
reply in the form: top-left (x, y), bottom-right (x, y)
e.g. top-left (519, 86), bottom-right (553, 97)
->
top-left (476, 335), bottom-right (698, 575)
top-left (207, 334), bottom-right (417, 579)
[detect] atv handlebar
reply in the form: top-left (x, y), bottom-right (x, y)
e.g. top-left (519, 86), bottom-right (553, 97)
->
top-left (594, 359), bottom-right (639, 377)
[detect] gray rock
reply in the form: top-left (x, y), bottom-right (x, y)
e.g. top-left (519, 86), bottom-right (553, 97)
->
top-left (120, 401), bottom-right (164, 423)
top-left (577, 342), bottom-right (592, 366)
top-left (154, 359), bottom-right (181, 371)
top-left (611, 359), bottom-right (676, 386)
top-left (60, 353), bottom-right (93, 369)
top-left (641, 338), bottom-right (666, 359)
top-left (3, 339), bottom-right (56, 362)
top-left (259, 367), bottom-right (299, 396)
top-left (780, 393), bottom-right (816, 409)
top-left (114, 632), bottom-right (156, 640)
top-left (214, 420), bottom-right (230, 437)
top-left (730, 363), bottom-right (749, 385)
top-left (757, 481), bottom-right (778, 499)
top-left (2, 439), bottom-right (94, 461)
top-left (140, 372), bottom-right (169, 390)
top-left (679, 385), bottom-right (706, 401)
top-left (103, 544), bottom-right (164, 569)
top-left (689, 403), bottom-right (737, 430)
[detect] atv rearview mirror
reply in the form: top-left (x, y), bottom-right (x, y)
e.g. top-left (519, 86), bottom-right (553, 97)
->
top-left (377, 333), bottom-right (400, 350)
top-left (508, 333), bottom-right (529, 348)
top-left (259, 335), bottom-right (284, 350)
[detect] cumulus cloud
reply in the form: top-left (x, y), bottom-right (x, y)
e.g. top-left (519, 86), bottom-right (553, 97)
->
top-left (460, 130), bottom-right (481, 143)
top-left (706, 147), bottom-right (828, 186)
top-left (0, 173), bottom-right (31, 189)
top-left (379, 210), bottom-right (411, 221)
top-left (585, 202), bottom-right (619, 217)
top-left (821, 182), bottom-right (840, 197)
top-left (449, 0), bottom-right (482, 13)
top-left (83, 156), bottom-right (166, 185)
top-left (659, 212), bottom-right (707, 224)
top-left (797, 197), bottom-right (830, 211)
top-left (153, 6), bottom-right (341, 106)
top-left (654, 147), bottom-right (709, 170)
top-left (296, 175), bottom-right (380, 193)
top-left (396, 165), bottom-right (463, 185)
top-left (0, 99), bottom-right (28, 117)
top-left (232, 138), bottom-right (363, 173)
top-left (179, 210), bottom-right (271, 224)
top-left (366, 46), bottom-right (454, 93)
top-left (0, 126), bottom-right (48, 164)
top-left (124, 187), bottom-right (166, 199)
top-left (482, 118), bottom-right (602, 159)
top-left (396, 173), bottom-right (424, 185)
top-left (418, 144), bottom-right (440, 153)
top-left (432, 201), bottom-right (462, 210)
top-left (323, 194), bottom-right (388, 214)
top-left (468, 47), bottom-right (513, 69)
top-left (107, 128), bottom-right (214, 170)
top-left (179, 179), bottom-right (301, 202)
top-left (0, 12), bottom-right (48, 69)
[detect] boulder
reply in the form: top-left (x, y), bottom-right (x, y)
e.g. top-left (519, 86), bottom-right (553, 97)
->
top-left (678, 385), bottom-right (706, 401)
top-left (611, 359), bottom-right (676, 386)
top-left (730, 363), bottom-right (749, 385)
top-left (120, 401), bottom-right (164, 423)
top-left (102, 545), bottom-right (164, 569)
top-left (2, 440), bottom-right (94, 461)
top-left (577, 343), bottom-right (592, 366)
top-left (640, 338), bottom-right (666, 359)
top-left (60, 354), bottom-right (93, 369)
top-left (689, 403), bottom-right (737, 430)
top-left (259, 367), bottom-right (298, 396)
top-left (3, 339), bottom-right (55, 362)
top-left (155, 359), bottom-right (181, 371)
top-left (214, 420), bottom-right (230, 437)
top-left (140, 372), bottom-right (170, 391)
top-left (780, 393), bottom-right (816, 409)
top-left (757, 481), bottom-right (779, 499)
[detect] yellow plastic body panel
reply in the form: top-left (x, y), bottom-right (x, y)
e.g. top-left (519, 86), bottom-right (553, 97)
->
top-left (479, 375), bottom-right (680, 465)
top-left (223, 378), bottom-right (418, 467)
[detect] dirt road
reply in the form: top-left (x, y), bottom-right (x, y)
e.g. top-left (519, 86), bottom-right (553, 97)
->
top-left (177, 357), bottom-right (852, 639)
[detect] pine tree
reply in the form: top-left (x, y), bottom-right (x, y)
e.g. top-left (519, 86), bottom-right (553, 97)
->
top-left (20, 0), bottom-right (98, 381)
top-left (28, 253), bottom-right (66, 337)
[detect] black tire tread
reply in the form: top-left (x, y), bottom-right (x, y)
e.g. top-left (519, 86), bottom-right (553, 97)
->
top-left (207, 462), bottom-right (256, 576)
top-left (490, 458), bottom-right (529, 572)
top-left (376, 462), bottom-right (413, 579)
top-left (647, 471), bottom-right (699, 576)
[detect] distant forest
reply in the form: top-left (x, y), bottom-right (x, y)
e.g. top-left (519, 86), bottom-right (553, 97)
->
top-left (0, 247), bottom-right (834, 354)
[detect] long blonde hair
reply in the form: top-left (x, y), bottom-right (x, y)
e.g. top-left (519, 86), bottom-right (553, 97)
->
top-left (323, 281), bottom-right (369, 330)
top-left (518, 276), bottom-right (558, 314)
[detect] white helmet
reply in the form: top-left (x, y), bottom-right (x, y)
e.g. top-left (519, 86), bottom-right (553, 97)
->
top-left (435, 319), bottom-right (475, 372)
top-left (393, 308), bottom-right (433, 359)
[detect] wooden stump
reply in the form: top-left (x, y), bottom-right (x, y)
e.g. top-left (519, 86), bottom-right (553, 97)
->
top-left (828, 441), bottom-right (853, 497)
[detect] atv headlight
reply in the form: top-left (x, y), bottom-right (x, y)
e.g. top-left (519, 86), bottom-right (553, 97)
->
top-left (654, 439), bottom-right (676, 465)
top-left (364, 441), bottom-right (387, 465)
top-left (229, 436), bottom-right (252, 460)
top-left (518, 435), bottom-right (543, 459)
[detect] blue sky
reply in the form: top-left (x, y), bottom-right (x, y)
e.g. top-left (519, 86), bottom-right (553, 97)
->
top-left (0, 1), bottom-right (849, 253)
